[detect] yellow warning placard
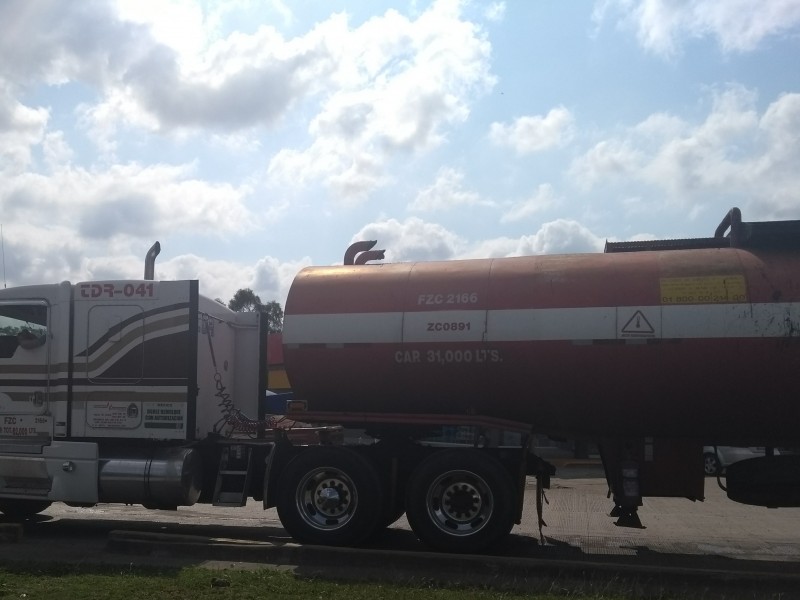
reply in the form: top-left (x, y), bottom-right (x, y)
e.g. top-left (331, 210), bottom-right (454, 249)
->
top-left (660, 275), bottom-right (747, 304)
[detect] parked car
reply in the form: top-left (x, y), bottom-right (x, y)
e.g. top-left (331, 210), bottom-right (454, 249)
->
top-left (703, 446), bottom-right (778, 475)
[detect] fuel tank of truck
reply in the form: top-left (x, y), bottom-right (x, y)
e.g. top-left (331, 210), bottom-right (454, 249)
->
top-left (282, 221), bottom-right (800, 442)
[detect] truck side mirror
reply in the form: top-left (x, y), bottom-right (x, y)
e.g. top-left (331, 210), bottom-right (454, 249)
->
top-left (17, 329), bottom-right (46, 350)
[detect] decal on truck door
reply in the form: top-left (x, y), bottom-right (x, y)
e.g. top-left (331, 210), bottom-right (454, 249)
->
top-left (86, 305), bottom-right (145, 382)
top-left (74, 301), bottom-right (192, 439)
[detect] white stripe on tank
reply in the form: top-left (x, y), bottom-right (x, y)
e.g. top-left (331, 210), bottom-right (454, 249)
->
top-left (282, 302), bottom-right (800, 345)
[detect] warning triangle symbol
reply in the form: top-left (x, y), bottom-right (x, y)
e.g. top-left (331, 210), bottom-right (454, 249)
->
top-left (621, 310), bottom-right (654, 335)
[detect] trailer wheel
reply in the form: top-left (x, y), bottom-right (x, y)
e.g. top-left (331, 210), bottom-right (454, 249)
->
top-left (704, 452), bottom-right (721, 476)
top-left (405, 449), bottom-right (515, 553)
top-left (0, 499), bottom-right (52, 520)
top-left (276, 447), bottom-right (382, 546)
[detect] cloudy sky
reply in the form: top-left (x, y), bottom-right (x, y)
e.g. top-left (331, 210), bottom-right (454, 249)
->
top-left (1, 0), bottom-right (799, 305)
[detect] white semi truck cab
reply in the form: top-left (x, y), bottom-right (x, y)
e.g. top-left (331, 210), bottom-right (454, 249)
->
top-left (0, 278), bottom-right (268, 516)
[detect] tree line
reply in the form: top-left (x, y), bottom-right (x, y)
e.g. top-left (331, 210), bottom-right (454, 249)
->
top-left (226, 288), bottom-right (283, 333)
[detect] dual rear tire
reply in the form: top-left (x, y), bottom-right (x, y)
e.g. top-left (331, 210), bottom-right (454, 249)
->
top-left (404, 449), bottom-right (515, 553)
top-left (276, 446), bottom-right (515, 553)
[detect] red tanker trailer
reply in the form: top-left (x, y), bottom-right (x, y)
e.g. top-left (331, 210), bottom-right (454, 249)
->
top-left (284, 223), bottom-right (798, 442)
top-left (271, 208), bottom-right (800, 549)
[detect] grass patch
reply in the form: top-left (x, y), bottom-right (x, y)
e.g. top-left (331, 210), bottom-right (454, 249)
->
top-left (0, 563), bottom-right (791, 600)
top-left (1, 562), bottom-right (693, 600)
top-left (0, 564), bottom-right (556, 600)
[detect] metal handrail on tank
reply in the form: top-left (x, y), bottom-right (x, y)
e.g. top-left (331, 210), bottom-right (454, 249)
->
top-left (605, 207), bottom-right (745, 253)
top-left (714, 207), bottom-right (742, 246)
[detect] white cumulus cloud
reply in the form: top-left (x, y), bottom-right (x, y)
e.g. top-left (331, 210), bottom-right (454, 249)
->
top-left (595, 0), bottom-right (800, 57)
top-left (409, 167), bottom-right (490, 212)
top-left (489, 107), bottom-right (575, 154)
top-left (0, 85), bottom-right (50, 174)
top-left (467, 219), bottom-right (606, 258)
top-left (570, 86), bottom-right (800, 219)
top-left (501, 184), bottom-right (560, 223)
top-left (268, 1), bottom-right (495, 201)
top-left (351, 217), bottom-right (466, 262)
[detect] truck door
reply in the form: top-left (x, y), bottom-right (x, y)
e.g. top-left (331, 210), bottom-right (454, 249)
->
top-left (0, 301), bottom-right (51, 443)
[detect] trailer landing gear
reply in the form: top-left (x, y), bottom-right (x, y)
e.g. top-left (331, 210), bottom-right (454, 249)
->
top-left (610, 504), bottom-right (644, 528)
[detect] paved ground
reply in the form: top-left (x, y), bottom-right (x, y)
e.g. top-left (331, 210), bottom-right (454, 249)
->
top-left (514, 464), bottom-right (800, 565)
top-left (1, 464), bottom-right (798, 596)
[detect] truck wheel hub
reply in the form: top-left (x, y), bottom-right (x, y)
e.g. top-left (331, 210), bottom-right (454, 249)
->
top-left (316, 480), bottom-right (348, 515)
top-left (296, 467), bottom-right (357, 530)
top-left (442, 483), bottom-right (481, 520)
top-left (426, 470), bottom-right (493, 536)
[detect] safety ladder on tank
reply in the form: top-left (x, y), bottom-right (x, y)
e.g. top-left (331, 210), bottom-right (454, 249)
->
top-left (212, 445), bottom-right (253, 507)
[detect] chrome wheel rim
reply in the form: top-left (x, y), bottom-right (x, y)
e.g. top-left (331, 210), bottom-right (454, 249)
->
top-left (703, 454), bottom-right (719, 475)
top-left (295, 467), bottom-right (357, 531)
top-left (425, 469), bottom-right (492, 537)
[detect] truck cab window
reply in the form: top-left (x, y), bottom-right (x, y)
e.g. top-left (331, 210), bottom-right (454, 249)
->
top-left (0, 304), bottom-right (48, 358)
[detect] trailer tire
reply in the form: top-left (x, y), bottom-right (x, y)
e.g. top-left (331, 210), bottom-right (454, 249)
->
top-left (276, 447), bottom-right (382, 546)
top-left (0, 499), bottom-right (52, 520)
top-left (704, 452), bottom-right (721, 476)
top-left (405, 449), bottom-right (515, 553)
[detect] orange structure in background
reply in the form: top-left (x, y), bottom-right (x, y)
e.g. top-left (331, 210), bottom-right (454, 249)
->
top-left (267, 333), bottom-right (291, 392)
